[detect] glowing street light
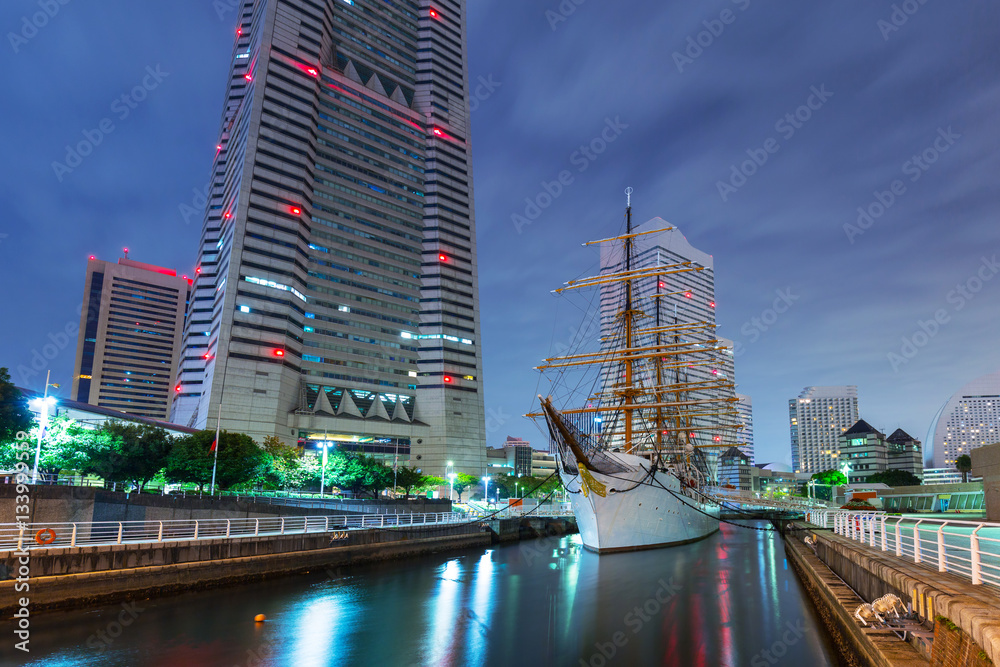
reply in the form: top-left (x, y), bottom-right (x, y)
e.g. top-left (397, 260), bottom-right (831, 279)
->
top-left (29, 381), bottom-right (57, 485)
top-left (447, 472), bottom-right (456, 502)
top-left (318, 436), bottom-right (331, 497)
top-left (482, 475), bottom-right (490, 506)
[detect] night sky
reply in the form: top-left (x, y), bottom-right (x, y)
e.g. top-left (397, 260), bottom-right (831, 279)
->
top-left (1, 1), bottom-right (998, 466)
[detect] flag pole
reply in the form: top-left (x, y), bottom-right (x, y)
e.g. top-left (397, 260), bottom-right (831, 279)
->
top-left (210, 402), bottom-right (221, 495)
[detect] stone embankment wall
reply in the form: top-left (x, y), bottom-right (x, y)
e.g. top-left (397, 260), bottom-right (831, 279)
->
top-left (786, 523), bottom-right (1000, 667)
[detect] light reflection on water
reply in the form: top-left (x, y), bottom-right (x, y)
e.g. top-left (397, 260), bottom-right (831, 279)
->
top-left (6, 521), bottom-right (841, 667)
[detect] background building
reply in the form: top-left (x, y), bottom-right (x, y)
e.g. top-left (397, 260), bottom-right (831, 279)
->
top-left (718, 446), bottom-right (751, 490)
top-left (736, 393), bottom-right (754, 464)
top-left (837, 420), bottom-right (922, 483)
top-left (70, 255), bottom-right (190, 421)
top-left (926, 369), bottom-right (1000, 468)
top-left (169, 0), bottom-right (486, 476)
top-left (485, 436), bottom-right (557, 478)
top-left (789, 386), bottom-right (860, 474)
top-left (922, 467), bottom-right (981, 485)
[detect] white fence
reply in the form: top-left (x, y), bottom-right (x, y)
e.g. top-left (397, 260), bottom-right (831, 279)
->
top-left (1, 512), bottom-right (466, 552)
top-left (804, 510), bottom-right (1000, 589)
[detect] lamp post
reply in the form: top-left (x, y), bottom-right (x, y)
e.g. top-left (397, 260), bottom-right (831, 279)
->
top-left (29, 370), bottom-right (58, 485)
top-left (482, 475), bottom-right (490, 506)
top-left (447, 472), bottom-right (456, 502)
top-left (318, 437), bottom-right (330, 497)
top-left (515, 483), bottom-right (519, 500)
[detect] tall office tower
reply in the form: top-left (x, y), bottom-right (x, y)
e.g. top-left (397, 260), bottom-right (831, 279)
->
top-left (71, 255), bottom-right (191, 420)
top-left (735, 393), bottom-right (754, 465)
top-left (598, 217), bottom-right (739, 461)
top-left (927, 370), bottom-right (1000, 468)
top-left (789, 386), bottom-right (860, 474)
top-left (171, 0), bottom-right (486, 476)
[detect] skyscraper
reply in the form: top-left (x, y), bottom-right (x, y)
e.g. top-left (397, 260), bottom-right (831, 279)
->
top-left (71, 255), bottom-right (190, 421)
top-left (735, 393), bottom-right (754, 464)
top-left (171, 0), bottom-right (486, 476)
top-left (789, 385), bottom-right (859, 474)
top-left (927, 370), bottom-right (1000, 468)
top-left (597, 217), bottom-right (740, 460)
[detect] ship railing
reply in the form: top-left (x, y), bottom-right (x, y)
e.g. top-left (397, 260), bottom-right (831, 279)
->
top-left (0, 512), bottom-right (467, 552)
top-left (805, 511), bottom-right (1000, 590)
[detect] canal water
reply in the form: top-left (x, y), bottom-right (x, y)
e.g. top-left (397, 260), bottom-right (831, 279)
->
top-left (7, 521), bottom-right (842, 667)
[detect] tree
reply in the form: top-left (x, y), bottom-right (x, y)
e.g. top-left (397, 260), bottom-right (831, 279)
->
top-left (451, 472), bottom-right (479, 502)
top-left (810, 469), bottom-right (848, 501)
top-left (327, 453), bottom-right (392, 498)
top-left (101, 421), bottom-right (173, 492)
top-left (166, 430), bottom-right (266, 492)
top-left (956, 455), bottom-right (973, 483)
top-left (215, 432), bottom-right (267, 490)
top-left (257, 435), bottom-right (311, 490)
top-left (165, 431), bottom-right (214, 491)
top-left (0, 368), bottom-right (33, 445)
top-left (866, 469), bottom-right (921, 487)
top-left (394, 466), bottom-right (427, 497)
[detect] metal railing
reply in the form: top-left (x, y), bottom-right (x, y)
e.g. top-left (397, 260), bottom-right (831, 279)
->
top-left (1, 512), bottom-right (466, 552)
top-left (708, 488), bottom-right (831, 511)
top-left (805, 510), bottom-right (1000, 589)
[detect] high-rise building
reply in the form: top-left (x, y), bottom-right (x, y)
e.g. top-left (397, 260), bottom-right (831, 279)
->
top-left (597, 218), bottom-right (739, 464)
top-left (71, 256), bottom-right (190, 421)
top-left (171, 0), bottom-right (486, 476)
top-left (789, 386), bottom-right (859, 474)
top-left (836, 420), bottom-right (921, 483)
top-left (926, 370), bottom-right (1000, 468)
top-left (736, 393), bottom-right (754, 465)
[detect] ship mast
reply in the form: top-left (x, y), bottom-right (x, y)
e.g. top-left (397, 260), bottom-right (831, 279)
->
top-left (622, 188), bottom-right (636, 454)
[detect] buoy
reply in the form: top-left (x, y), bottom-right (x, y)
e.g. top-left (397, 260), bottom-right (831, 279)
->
top-left (254, 614), bottom-right (266, 623)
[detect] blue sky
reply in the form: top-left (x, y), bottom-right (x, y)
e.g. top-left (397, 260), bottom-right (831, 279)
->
top-left (1, 0), bottom-right (998, 465)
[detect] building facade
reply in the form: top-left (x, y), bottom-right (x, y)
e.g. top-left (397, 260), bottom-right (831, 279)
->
top-left (926, 370), bottom-right (1000, 469)
top-left (170, 0), bottom-right (486, 476)
top-left (71, 256), bottom-right (190, 421)
top-left (736, 393), bottom-right (754, 465)
top-left (837, 420), bottom-right (922, 483)
top-left (789, 386), bottom-right (859, 474)
top-left (485, 436), bottom-right (558, 478)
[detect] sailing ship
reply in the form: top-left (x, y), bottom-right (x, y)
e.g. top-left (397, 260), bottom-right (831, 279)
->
top-left (532, 189), bottom-right (744, 553)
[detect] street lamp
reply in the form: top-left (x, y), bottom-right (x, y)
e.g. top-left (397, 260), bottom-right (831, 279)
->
top-left (447, 472), bottom-right (456, 502)
top-left (29, 370), bottom-right (59, 485)
top-left (482, 475), bottom-right (490, 506)
top-left (318, 439), bottom-right (330, 497)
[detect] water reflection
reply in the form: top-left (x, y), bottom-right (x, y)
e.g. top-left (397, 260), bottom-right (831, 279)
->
top-left (8, 521), bottom-right (841, 667)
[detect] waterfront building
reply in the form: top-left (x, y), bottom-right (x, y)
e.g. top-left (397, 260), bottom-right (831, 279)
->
top-left (789, 386), bottom-right (860, 474)
top-left (922, 467), bottom-right (981, 485)
top-left (597, 218), bottom-right (739, 461)
top-left (926, 370), bottom-right (1000, 469)
top-left (485, 436), bottom-right (557, 478)
top-left (718, 446), bottom-right (751, 491)
top-left (736, 393), bottom-right (754, 464)
top-left (169, 0), bottom-right (486, 476)
top-left (70, 255), bottom-right (190, 421)
top-left (837, 420), bottom-right (923, 483)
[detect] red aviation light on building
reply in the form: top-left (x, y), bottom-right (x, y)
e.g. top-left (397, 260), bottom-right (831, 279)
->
top-left (658, 281), bottom-right (666, 290)
top-left (89, 255), bottom-right (95, 260)
top-left (216, 144), bottom-right (222, 152)
top-left (203, 353), bottom-right (213, 360)
top-left (306, 67), bottom-right (318, 77)
top-left (429, 8), bottom-right (440, 19)
top-left (689, 433), bottom-right (697, 439)
top-left (290, 206), bottom-right (302, 215)
top-left (709, 301), bottom-right (716, 309)
top-left (443, 375), bottom-right (453, 383)
top-left (195, 267), bottom-right (202, 274)
top-left (244, 73), bottom-right (253, 82)
top-left (175, 385), bottom-right (182, 393)
top-left (438, 253), bottom-right (448, 262)
top-left (236, 27), bottom-right (242, 36)
top-left (273, 349), bottom-right (285, 357)
top-left (224, 211), bottom-right (232, 219)
top-left (684, 291), bottom-right (693, 299)
top-left (713, 435), bottom-right (722, 442)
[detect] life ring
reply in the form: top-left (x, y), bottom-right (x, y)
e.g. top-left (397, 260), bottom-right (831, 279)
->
top-left (35, 528), bottom-right (56, 546)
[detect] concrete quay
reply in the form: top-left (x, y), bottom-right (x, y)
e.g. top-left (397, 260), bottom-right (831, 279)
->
top-left (786, 522), bottom-right (1000, 667)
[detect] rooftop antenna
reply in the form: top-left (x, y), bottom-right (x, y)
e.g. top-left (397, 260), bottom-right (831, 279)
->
top-left (123, 247), bottom-right (130, 259)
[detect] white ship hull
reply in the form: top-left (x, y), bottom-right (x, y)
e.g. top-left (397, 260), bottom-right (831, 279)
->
top-left (559, 451), bottom-right (720, 553)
